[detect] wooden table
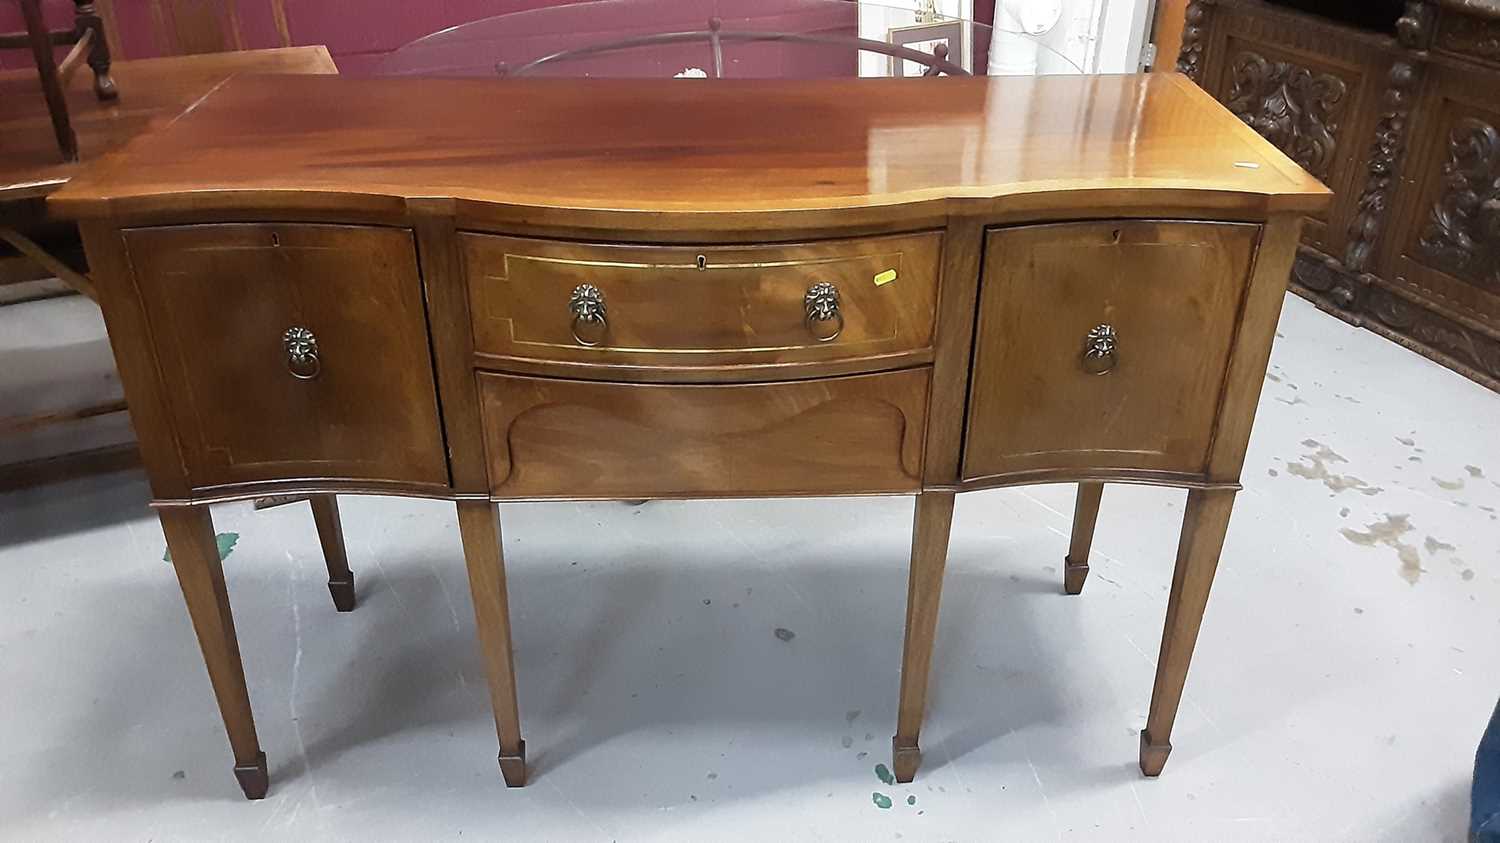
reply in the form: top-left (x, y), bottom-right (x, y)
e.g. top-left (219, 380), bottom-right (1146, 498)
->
top-left (1, 45), bottom-right (337, 293)
top-left (1, 46), bottom-right (337, 203)
top-left (51, 72), bottom-right (1330, 800)
top-left (0, 47), bottom-right (336, 488)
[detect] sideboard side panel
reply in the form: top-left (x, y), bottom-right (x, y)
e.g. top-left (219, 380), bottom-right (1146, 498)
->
top-left (78, 220), bottom-right (193, 500)
top-left (1206, 212), bottom-right (1303, 481)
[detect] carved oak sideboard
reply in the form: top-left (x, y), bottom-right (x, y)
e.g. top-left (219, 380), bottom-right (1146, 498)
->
top-left (49, 73), bottom-right (1329, 799)
top-left (1178, 0), bottom-right (1500, 391)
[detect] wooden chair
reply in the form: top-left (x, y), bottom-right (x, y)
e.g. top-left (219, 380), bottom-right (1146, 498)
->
top-left (0, 0), bottom-right (116, 161)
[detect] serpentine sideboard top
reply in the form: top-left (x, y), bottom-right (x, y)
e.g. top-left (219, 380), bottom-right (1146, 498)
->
top-left (51, 72), bottom-right (1328, 221)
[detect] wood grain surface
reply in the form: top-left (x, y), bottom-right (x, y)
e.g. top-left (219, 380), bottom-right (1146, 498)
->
top-left (52, 69), bottom-right (1333, 795)
top-left (121, 222), bottom-right (448, 491)
top-left (963, 220), bottom-right (1260, 481)
top-left (49, 73), bottom-right (1330, 219)
top-left (1, 46), bottom-right (335, 201)
top-left (463, 231), bottom-right (940, 378)
top-left (478, 368), bottom-right (930, 499)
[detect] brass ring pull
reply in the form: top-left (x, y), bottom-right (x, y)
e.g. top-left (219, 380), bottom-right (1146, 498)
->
top-left (804, 281), bottom-right (843, 342)
top-left (283, 326), bottom-right (321, 380)
top-left (1082, 323), bottom-right (1117, 375)
top-left (569, 283), bottom-right (607, 347)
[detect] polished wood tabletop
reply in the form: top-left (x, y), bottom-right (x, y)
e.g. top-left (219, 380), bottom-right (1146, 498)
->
top-left (51, 72), bottom-right (1329, 217)
top-left (1, 46), bottom-right (337, 203)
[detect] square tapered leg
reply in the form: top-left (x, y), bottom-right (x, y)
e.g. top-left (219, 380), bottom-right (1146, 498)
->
top-left (310, 495), bottom-right (356, 612)
top-left (1140, 488), bottom-right (1235, 777)
top-left (1064, 482), bottom-right (1104, 595)
top-left (892, 491), bottom-right (955, 783)
top-left (161, 506), bottom-right (268, 799)
top-left (457, 501), bottom-right (527, 787)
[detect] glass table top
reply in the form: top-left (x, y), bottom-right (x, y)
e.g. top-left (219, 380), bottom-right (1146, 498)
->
top-left (374, 0), bottom-right (1086, 80)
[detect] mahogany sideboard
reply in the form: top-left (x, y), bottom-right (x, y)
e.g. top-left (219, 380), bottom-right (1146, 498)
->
top-left (49, 72), bottom-right (1330, 799)
top-left (1177, 0), bottom-right (1500, 392)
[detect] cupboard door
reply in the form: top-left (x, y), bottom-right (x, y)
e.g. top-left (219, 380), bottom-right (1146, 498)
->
top-left (963, 221), bottom-right (1260, 481)
top-left (124, 223), bottom-right (448, 491)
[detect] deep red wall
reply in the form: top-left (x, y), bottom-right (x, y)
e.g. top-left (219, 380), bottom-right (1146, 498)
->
top-left (0, 1), bottom-right (582, 72)
top-left (3, 1), bottom-right (993, 76)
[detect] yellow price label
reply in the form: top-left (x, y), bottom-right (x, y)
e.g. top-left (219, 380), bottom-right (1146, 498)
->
top-left (873, 269), bottom-right (898, 286)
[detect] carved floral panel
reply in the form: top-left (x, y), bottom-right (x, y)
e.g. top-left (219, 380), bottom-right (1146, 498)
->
top-left (1418, 116), bottom-right (1500, 293)
top-left (1225, 51), bottom-right (1350, 182)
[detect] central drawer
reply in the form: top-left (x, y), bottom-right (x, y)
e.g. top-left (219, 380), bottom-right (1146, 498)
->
top-left (461, 232), bottom-right (941, 377)
top-left (478, 368), bottom-right (929, 499)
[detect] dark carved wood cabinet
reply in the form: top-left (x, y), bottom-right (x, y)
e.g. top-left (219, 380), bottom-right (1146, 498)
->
top-left (1179, 0), bottom-right (1500, 390)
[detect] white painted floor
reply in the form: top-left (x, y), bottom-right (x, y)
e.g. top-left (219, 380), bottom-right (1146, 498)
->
top-left (1, 295), bottom-right (1496, 842)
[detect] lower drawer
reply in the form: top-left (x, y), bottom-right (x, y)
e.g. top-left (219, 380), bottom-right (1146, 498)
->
top-left (477, 369), bottom-right (929, 498)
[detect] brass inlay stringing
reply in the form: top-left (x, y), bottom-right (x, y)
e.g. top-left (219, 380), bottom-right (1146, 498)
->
top-left (500, 250), bottom-right (907, 272)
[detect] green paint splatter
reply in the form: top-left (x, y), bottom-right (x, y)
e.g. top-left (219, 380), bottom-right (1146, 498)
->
top-left (874, 763), bottom-right (895, 786)
top-left (163, 532), bottom-right (239, 563)
top-left (872, 792), bottom-right (892, 809)
top-left (907, 795), bottom-right (917, 806)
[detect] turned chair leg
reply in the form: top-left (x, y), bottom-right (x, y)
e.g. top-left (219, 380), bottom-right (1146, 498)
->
top-left (456, 501), bottom-right (527, 787)
top-left (1140, 488), bottom-right (1235, 777)
top-left (892, 491), bottom-right (956, 783)
top-left (310, 495), bottom-right (356, 612)
top-left (160, 506), bottom-right (268, 799)
top-left (72, 0), bottom-right (117, 100)
top-left (18, 0), bottom-right (77, 160)
top-left (1064, 482), bottom-right (1104, 594)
